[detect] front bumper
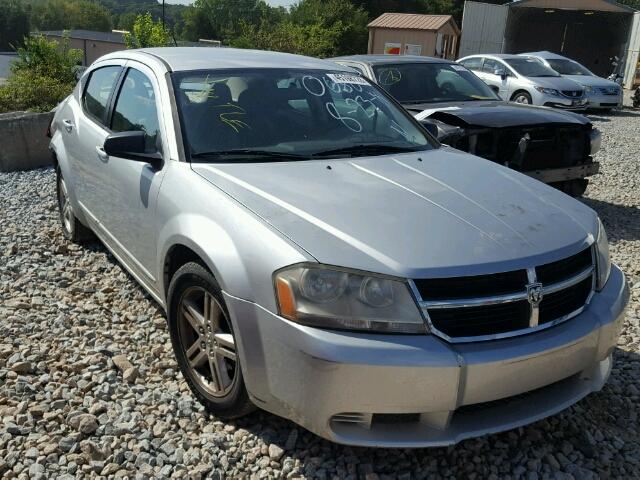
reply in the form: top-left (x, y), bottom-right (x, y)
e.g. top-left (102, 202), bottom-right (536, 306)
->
top-left (524, 161), bottom-right (600, 183)
top-left (586, 93), bottom-right (623, 109)
top-left (225, 265), bottom-right (629, 447)
top-left (531, 90), bottom-right (588, 110)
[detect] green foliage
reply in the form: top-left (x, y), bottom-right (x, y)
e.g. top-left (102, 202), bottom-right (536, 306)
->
top-left (28, 0), bottom-right (113, 32)
top-left (0, 35), bottom-right (82, 113)
top-left (124, 13), bottom-right (171, 49)
top-left (0, 0), bottom-right (30, 50)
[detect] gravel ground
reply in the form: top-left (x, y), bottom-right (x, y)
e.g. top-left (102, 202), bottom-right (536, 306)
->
top-left (1, 108), bottom-right (639, 479)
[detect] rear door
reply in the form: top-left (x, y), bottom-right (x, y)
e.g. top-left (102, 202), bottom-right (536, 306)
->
top-left (66, 63), bottom-right (124, 224)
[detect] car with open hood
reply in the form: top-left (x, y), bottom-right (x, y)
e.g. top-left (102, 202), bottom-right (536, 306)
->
top-left (522, 51), bottom-right (623, 110)
top-left (49, 48), bottom-right (628, 447)
top-left (331, 55), bottom-right (602, 197)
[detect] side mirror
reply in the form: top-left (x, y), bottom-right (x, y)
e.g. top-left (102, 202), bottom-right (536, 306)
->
top-left (495, 69), bottom-right (508, 79)
top-left (103, 131), bottom-right (162, 167)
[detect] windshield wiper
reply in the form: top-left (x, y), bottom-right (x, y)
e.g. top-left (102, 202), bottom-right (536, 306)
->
top-left (191, 149), bottom-right (310, 162)
top-left (311, 144), bottom-right (420, 158)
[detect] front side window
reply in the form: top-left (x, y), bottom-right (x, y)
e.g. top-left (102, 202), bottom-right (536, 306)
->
top-left (111, 68), bottom-right (160, 152)
top-left (83, 66), bottom-right (121, 124)
top-left (504, 58), bottom-right (559, 77)
top-left (373, 63), bottom-right (499, 104)
top-left (173, 69), bottom-right (434, 161)
top-left (546, 59), bottom-right (592, 76)
top-left (459, 57), bottom-right (483, 71)
top-left (482, 59), bottom-right (503, 75)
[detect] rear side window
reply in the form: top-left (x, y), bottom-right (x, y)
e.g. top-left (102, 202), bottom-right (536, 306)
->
top-left (111, 68), bottom-right (160, 152)
top-left (460, 57), bottom-right (483, 71)
top-left (83, 66), bottom-right (121, 125)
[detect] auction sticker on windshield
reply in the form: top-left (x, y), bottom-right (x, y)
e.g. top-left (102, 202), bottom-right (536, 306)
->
top-left (327, 73), bottom-right (370, 86)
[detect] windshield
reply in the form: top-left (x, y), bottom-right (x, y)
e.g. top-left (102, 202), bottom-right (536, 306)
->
top-left (546, 59), bottom-right (592, 76)
top-left (173, 69), bottom-right (434, 161)
top-left (372, 62), bottom-right (499, 104)
top-left (504, 58), bottom-right (559, 77)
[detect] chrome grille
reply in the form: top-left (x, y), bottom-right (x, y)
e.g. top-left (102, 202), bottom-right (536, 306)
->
top-left (412, 247), bottom-right (595, 342)
top-left (597, 86), bottom-right (620, 96)
top-left (561, 90), bottom-right (583, 98)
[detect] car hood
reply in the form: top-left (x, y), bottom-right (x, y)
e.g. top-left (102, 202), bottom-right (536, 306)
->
top-left (410, 101), bottom-right (590, 128)
top-left (192, 148), bottom-right (597, 278)
top-left (562, 74), bottom-right (619, 89)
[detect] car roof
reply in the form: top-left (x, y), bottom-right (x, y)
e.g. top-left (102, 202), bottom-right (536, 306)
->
top-left (330, 54), bottom-right (453, 65)
top-left (461, 53), bottom-right (531, 61)
top-left (99, 47), bottom-right (352, 72)
top-left (522, 51), bottom-right (573, 61)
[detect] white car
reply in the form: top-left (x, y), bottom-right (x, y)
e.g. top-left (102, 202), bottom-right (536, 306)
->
top-left (523, 51), bottom-right (623, 110)
top-left (458, 54), bottom-right (588, 110)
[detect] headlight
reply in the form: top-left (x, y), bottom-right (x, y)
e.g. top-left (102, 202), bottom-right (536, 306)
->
top-left (583, 85), bottom-right (593, 93)
top-left (274, 265), bottom-right (426, 333)
top-left (590, 128), bottom-right (602, 156)
top-left (595, 218), bottom-right (611, 291)
top-left (534, 86), bottom-right (561, 96)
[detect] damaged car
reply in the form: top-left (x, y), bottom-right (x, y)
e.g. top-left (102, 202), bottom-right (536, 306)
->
top-left (331, 55), bottom-right (601, 197)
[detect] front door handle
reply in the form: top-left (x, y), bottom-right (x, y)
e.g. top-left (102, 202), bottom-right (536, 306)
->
top-left (96, 146), bottom-right (109, 162)
top-left (62, 119), bottom-right (74, 133)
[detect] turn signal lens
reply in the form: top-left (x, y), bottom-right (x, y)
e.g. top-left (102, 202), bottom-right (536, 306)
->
top-left (276, 277), bottom-right (297, 320)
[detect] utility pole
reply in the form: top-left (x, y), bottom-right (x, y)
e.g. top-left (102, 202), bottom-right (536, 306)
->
top-left (162, 0), bottom-right (166, 30)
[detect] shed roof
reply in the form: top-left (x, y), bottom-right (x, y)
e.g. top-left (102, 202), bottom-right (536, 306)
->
top-left (367, 13), bottom-right (460, 34)
top-left (37, 30), bottom-right (125, 44)
top-left (509, 0), bottom-right (636, 13)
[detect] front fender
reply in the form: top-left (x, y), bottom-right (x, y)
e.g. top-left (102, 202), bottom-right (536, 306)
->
top-left (155, 162), bottom-right (312, 312)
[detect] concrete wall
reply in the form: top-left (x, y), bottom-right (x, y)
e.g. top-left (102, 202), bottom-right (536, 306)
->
top-left (0, 111), bottom-right (54, 172)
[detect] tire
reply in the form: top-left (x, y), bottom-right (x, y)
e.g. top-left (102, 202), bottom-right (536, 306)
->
top-left (56, 167), bottom-right (94, 243)
top-left (167, 262), bottom-right (255, 419)
top-left (511, 91), bottom-right (532, 105)
top-left (552, 179), bottom-right (589, 197)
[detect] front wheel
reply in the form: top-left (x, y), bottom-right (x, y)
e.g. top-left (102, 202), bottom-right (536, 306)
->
top-left (511, 91), bottom-right (532, 105)
top-left (552, 179), bottom-right (589, 197)
top-left (167, 262), bottom-right (255, 419)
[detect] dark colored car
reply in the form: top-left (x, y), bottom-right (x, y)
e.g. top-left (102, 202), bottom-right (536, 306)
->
top-left (330, 55), bottom-right (602, 197)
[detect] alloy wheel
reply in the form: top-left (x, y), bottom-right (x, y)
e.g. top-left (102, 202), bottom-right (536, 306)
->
top-left (514, 94), bottom-right (531, 104)
top-left (177, 286), bottom-right (238, 397)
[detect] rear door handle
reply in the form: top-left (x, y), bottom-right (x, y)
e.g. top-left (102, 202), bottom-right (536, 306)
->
top-left (62, 119), bottom-right (74, 133)
top-left (96, 146), bottom-right (109, 161)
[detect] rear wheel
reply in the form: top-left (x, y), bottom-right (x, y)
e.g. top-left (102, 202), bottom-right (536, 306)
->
top-left (56, 167), bottom-right (93, 243)
top-left (167, 262), bottom-right (255, 419)
top-left (511, 91), bottom-right (532, 105)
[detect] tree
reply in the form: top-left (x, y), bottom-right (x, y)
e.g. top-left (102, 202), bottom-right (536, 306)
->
top-left (0, 35), bottom-right (82, 112)
top-left (290, 0), bottom-right (369, 56)
top-left (29, 0), bottom-right (113, 32)
top-left (0, 0), bottom-right (30, 50)
top-left (124, 13), bottom-right (171, 49)
top-left (181, 0), bottom-right (278, 43)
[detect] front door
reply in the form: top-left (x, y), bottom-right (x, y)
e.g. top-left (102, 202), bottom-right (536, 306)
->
top-left (98, 62), bottom-right (168, 285)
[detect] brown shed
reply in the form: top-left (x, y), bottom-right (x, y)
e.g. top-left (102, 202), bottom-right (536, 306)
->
top-left (367, 13), bottom-right (461, 59)
top-left (38, 30), bottom-right (125, 66)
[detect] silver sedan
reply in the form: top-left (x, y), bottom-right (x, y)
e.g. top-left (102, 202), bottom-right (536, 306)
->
top-left (523, 51), bottom-right (623, 110)
top-left (49, 48), bottom-right (628, 447)
top-left (458, 53), bottom-right (588, 110)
